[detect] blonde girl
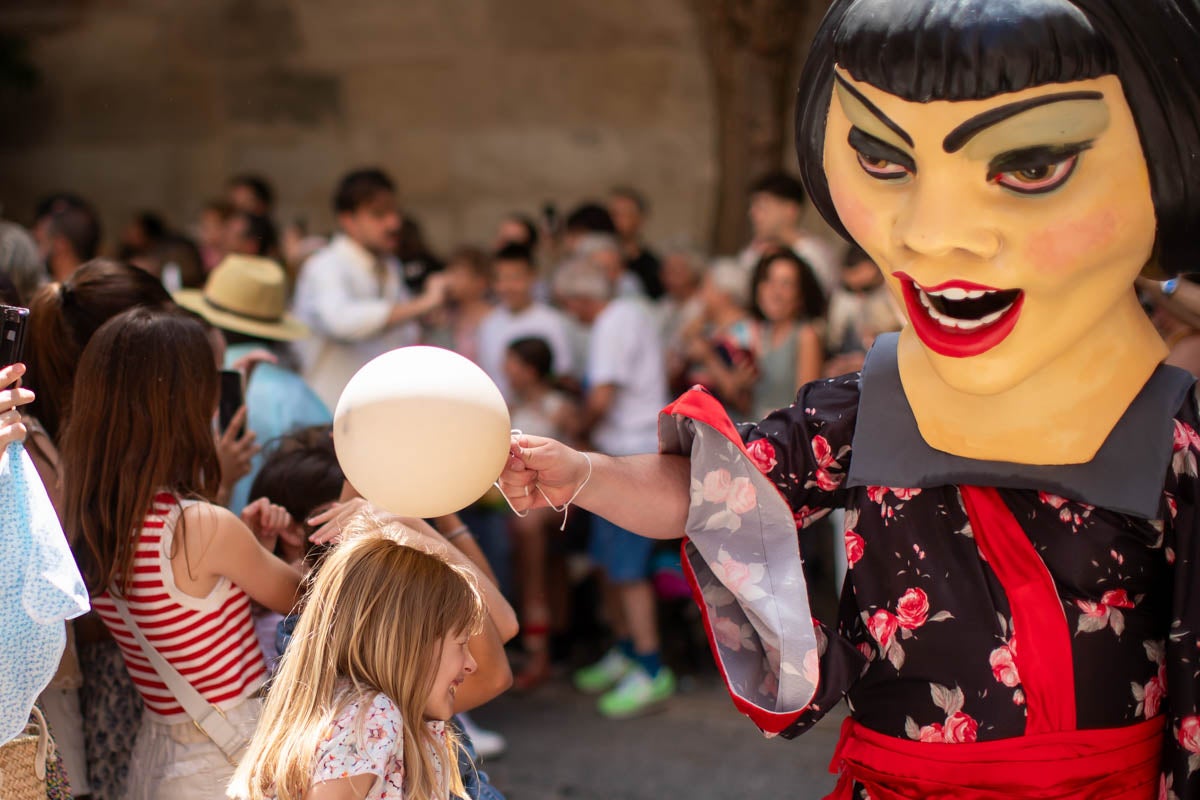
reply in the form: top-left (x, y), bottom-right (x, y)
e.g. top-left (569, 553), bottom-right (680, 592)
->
top-left (230, 516), bottom-right (490, 800)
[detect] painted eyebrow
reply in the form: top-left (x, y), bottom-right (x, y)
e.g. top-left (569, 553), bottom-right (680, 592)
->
top-left (942, 91), bottom-right (1104, 153)
top-left (833, 73), bottom-right (914, 148)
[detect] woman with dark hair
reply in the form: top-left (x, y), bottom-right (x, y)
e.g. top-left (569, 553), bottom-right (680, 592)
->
top-left (25, 259), bottom-right (172, 452)
top-left (23, 259), bottom-right (173, 800)
top-left (498, 0), bottom-right (1200, 796)
top-left (63, 307), bottom-right (300, 799)
top-left (746, 249), bottom-right (827, 420)
top-left (24, 259), bottom-right (260, 799)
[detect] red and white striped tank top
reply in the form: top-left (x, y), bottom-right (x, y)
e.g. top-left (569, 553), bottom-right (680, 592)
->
top-left (92, 493), bottom-right (266, 723)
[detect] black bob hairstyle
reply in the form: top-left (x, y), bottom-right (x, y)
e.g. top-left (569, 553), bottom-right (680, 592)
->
top-left (795, 0), bottom-right (1200, 275)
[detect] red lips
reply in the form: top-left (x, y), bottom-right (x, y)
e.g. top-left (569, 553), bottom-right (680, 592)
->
top-left (895, 273), bottom-right (1025, 358)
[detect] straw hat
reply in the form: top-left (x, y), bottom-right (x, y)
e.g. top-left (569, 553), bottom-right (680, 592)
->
top-left (175, 254), bottom-right (309, 341)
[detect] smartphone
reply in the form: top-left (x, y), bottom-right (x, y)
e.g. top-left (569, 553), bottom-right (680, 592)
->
top-left (218, 369), bottom-right (245, 435)
top-left (0, 305), bottom-right (30, 387)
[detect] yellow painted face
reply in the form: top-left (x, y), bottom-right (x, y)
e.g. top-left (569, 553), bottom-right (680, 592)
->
top-left (823, 70), bottom-right (1157, 395)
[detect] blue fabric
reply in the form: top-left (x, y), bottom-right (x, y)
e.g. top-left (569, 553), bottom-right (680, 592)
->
top-left (617, 638), bottom-right (636, 660)
top-left (0, 441), bottom-right (89, 742)
top-left (589, 516), bottom-right (655, 583)
top-left (456, 507), bottom-right (513, 600)
top-left (449, 716), bottom-right (506, 800)
top-left (275, 614), bottom-right (299, 658)
top-left (634, 650), bottom-right (662, 676)
top-left (224, 343), bottom-right (332, 514)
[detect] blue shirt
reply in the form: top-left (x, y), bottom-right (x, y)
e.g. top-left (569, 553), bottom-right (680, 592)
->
top-left (224, 343), bottom-right (333, 515)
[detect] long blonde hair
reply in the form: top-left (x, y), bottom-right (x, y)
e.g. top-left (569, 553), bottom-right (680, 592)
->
top-left (230, 516), bottom-right (486, 800)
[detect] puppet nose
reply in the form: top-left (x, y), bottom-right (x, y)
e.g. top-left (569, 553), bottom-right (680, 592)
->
top-left (893, 181), bottom-right (1001, 262)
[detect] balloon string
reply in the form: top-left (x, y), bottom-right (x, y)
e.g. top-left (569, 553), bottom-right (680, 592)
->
top-left (496, 430), bottom-right (593, 532)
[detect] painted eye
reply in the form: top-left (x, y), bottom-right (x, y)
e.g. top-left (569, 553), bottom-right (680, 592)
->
top-left (856, 152), bottom-right (910, 181)
top-left (994, 155), bottom-right (1079, 194)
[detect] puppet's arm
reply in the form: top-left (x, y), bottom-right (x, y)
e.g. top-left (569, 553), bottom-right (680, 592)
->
top-left (659, 377), bottom-right (865, 738)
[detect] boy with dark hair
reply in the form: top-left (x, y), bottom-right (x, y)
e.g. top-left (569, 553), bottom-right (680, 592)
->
top-left (478, 243), bottom-right (575, 401)
top-left (292, 167), bottom-right (447, 408)
top-left (562, 202), bottom-right (617, 254)
top-left (740, 170), bottom-right (840, 295)
top-left (564, 202), bottom-right (617, 235)
top-left (248, 424), bottom-right (343, 566)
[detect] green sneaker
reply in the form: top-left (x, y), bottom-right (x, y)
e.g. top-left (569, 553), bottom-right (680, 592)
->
top-left (573, 648), bottom-right (632, 694)
top-left (597, 666), bottom-right (676, 719)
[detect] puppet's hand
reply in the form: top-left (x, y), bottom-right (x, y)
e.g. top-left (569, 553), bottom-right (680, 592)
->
top-left (499, 434), bottom-right (589, 515)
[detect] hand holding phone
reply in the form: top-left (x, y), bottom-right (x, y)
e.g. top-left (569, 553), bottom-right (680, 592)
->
top-left (218, 369), bottom-right (245, 436)
top-left (0, 305), bottom-right (30, 388)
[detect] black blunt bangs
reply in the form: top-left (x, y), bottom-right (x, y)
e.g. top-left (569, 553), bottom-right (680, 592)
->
top-left (796, 0), bottom-right (1200, 275)
top-left (832, 0), bottom-right (1116, 104)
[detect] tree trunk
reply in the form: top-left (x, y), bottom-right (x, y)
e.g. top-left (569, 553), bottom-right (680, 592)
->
top-left (692, 0), bottom-right (831, 253)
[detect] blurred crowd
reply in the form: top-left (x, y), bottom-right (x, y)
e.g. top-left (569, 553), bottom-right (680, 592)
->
top-left (11, 162), bottom-right (1103, 799)
top-left (7, 162), bottom-right (1200, 800)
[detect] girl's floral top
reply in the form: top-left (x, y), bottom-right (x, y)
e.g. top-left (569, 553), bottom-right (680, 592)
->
top-left (305, 692), bottom-right (447, 800)
top-left (666, 349), bottom-right (1200, 799)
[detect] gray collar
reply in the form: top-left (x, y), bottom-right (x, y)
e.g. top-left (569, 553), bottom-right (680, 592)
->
top-left (846, 333), bottom-right (1195, 518)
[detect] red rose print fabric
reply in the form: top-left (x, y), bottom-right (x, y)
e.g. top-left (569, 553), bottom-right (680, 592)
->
top-left (662, 375), bottom-right (1200, 799)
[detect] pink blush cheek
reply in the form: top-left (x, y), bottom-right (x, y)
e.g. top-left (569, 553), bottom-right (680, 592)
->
top-left (1022, 209), bottom-right (1120, 276)
top-left (829, 180), bottom-right (880, 247)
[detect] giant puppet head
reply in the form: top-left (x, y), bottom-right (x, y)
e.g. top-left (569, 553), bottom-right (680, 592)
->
top-left (794, 0), bottom-right (1200, 462)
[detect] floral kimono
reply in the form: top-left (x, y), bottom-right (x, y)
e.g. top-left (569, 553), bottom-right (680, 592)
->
top-left (663, 333), bottom-right (1200, 799)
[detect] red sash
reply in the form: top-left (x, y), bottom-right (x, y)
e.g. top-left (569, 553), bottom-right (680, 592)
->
top-left (828, 486), bottom-right (1164, 798)
top-left (829, 715), bottom-right (1164, 800)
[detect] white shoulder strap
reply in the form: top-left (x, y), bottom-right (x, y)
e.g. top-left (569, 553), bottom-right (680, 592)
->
top-left (108, 594), bottom-right (248, 764)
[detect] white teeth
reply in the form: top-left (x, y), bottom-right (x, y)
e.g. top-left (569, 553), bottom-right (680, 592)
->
top-left (914, 283), bottom-right (1014, 331)
top-left (951, 318), bottom-right (987, 331)
top-left (924, 298), bottom-right (967, 327)
top-left (925, 286), bottom-right (995, 301)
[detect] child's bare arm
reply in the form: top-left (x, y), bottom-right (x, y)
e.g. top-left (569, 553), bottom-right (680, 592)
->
top-left (399, 516), bottom-right (519, 643)
top-left (397, 516), bottom-right (515, 708)
top-left (308, 501), bottom-right (520, 643)
top-left (182, 502), bottom-right (303, 616)
top-left (430, 513), bottom-right (500, 590)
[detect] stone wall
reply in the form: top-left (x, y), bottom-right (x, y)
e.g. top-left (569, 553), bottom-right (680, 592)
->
top-left (0, 0), bottom-right (720, 255)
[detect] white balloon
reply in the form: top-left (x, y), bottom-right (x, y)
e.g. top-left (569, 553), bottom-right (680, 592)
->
top-left (333, 346), bottom-right (511, 517)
